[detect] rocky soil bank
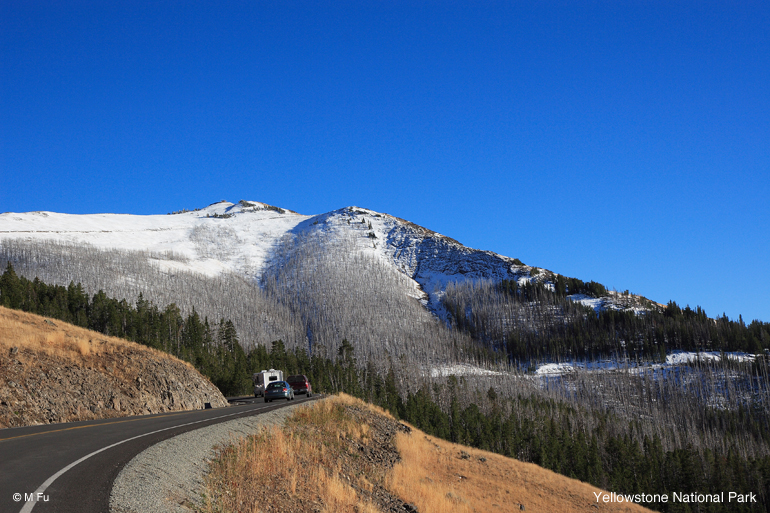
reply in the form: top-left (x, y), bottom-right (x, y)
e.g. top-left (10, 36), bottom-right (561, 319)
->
top-left (0, 307), bottom-right (228, 428)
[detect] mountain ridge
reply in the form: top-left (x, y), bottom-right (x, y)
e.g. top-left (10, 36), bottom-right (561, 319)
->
top-left (0, 199), bottom-right (660, 365)
top-left (0, 199), bottom-right (654, 315)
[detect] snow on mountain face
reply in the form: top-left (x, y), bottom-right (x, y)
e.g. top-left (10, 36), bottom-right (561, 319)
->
top-left (0, 200), bottom-right (646, 318)
top-left (294, 207), bottom-right (529, 313)
top-left (0, 201), bottom-right (310, 281)
top-left (567, 293), bottom-right (653, 315)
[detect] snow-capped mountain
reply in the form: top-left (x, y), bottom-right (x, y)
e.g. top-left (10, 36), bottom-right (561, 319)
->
top-left (0, 199), bottom-right (652, 318)
top-left (1, 198), bottom-right (665, 371)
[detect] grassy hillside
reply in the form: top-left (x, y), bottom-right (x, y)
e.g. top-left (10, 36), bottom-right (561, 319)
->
top-left (202, 394), bottom-right (654, 513)
top-left (0, 306), bottom-right (228, 427)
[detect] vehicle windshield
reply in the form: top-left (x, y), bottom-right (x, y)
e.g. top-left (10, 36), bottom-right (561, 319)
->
top-left (267, 382), bottom-right (284, 389)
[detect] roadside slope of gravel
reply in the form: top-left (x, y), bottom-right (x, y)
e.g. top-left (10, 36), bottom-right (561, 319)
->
top-left (109, 402), bottom-right (307, 513)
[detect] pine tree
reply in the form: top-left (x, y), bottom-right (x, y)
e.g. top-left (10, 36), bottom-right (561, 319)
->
top-left (0, 262), bottom-right (22, 308)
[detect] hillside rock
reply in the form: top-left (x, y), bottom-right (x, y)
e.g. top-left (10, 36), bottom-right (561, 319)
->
top-left (0, 308), bottom-right (228, 428)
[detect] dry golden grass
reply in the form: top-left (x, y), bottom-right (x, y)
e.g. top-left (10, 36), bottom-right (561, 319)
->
top-left (0, 306), bottom-right (226, 428)
top-left (0, 305), bottom-right (194, 369)
top-left (389, 429), bottom-right (654, 513)
top-left (202, 394), bottom-right (384, 513)
top-left (387, 432), bottom-right (473, 513)
top-left (203, 393), bottom-right (656, 513)
top-left (0, 313), bottom-right (103, 359)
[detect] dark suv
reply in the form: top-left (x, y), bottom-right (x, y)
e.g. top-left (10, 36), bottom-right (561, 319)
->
top-left (286, 375), bottom-right (312, 397)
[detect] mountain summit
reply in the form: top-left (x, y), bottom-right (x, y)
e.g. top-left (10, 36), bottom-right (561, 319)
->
top-left (0, 200), bottom-right (650, 319)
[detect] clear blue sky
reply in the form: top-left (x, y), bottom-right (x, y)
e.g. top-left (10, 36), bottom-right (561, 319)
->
top-left (2, 2), bottom-right (768, 323)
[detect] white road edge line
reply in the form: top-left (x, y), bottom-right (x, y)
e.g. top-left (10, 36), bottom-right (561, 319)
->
top-left (20, 405), bottom-right (265, 513)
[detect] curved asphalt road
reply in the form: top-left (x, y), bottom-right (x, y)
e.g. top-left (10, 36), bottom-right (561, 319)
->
top-left (0, 395), bottom-right (318, 513)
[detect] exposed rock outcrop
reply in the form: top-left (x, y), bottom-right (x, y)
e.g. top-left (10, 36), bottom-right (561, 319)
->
top-left (0, 307), bottom-right (228, 428)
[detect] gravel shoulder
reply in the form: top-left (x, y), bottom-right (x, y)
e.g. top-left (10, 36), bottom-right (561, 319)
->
top-left (109, 402), bottom-right (307, 513)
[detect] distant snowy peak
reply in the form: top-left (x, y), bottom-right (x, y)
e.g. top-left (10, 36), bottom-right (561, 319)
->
top-left (300, 205), bottom-right (526, 274)
top-left (0, 199), bottom-right (657, 316)
top-left (317, 206), bottom-right (660, 316)
top-left (180, 199), bottom-right (301, 217)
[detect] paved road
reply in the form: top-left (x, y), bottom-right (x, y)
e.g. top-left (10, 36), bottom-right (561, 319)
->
top-left (0, 395), bottom-right (318, 513)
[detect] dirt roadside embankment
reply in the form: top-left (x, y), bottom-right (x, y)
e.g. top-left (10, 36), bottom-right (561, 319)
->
top-left (0, 306), bottom-right (228, 428)
top-left (202, 394), bottom-right (656, 513)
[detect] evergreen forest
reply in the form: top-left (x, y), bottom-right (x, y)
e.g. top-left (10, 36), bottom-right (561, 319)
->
top-left (443, 278), bottom-right (770, 363)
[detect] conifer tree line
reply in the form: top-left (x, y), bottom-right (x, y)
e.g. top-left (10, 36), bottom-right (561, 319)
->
top-left (389, 377), bottom-right (770, 513)
top-left (443, 278), bottom-right (770, 363)
top-left (0, 261), bottom-right (248, 394)
top-left (0, 261), bottom-right (383, 397)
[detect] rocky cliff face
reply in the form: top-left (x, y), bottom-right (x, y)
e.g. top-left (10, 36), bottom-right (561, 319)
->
top-left (0, 307), bottom-right (228, 428)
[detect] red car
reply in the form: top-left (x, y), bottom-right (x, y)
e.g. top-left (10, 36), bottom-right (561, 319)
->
top-left (286, 375), bottom-right (313, 397)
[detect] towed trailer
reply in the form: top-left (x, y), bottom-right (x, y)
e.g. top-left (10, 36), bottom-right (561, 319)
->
top-left (252, 369), bottom-right (283, 397)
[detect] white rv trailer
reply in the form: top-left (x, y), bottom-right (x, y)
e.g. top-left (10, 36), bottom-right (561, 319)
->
top-left (252, 369), bottom-right (284, 397)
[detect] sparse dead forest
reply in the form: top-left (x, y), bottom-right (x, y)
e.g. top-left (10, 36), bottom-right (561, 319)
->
top-left (261, 231), bottom-right (475, 368)
top-left (443, 277), bottom-right (770, 360)
top-left (0, 239), bottom-right (307, 351)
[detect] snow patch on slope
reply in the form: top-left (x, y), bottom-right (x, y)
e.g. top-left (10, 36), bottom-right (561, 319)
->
top-left (0, 201), bottom-right (309, 280)
top-left (429, 363), bottom-right (507, 378)
top-left (568, 293), bottom-right (653, 315)
top-left (533, 350), bottom-right (757, 376)
top-left (665, 351), bottom-right (755, 365)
